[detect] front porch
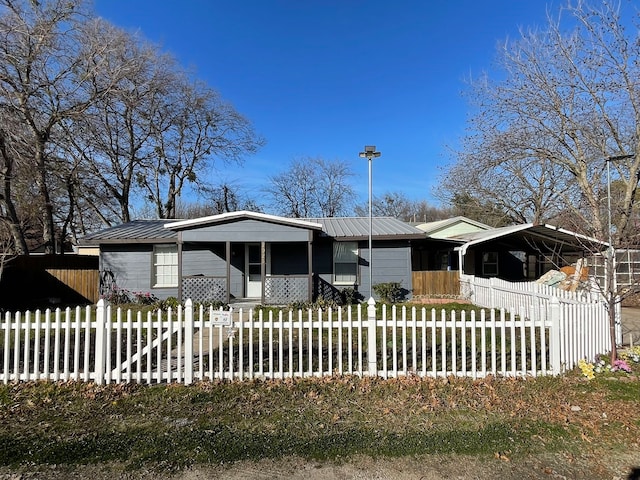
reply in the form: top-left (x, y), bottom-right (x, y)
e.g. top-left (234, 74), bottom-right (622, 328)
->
top-left (178, 240), bottom-right (314, 306)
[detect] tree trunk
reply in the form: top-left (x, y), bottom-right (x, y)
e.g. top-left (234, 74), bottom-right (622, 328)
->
top-left (35, 138), bottom-right (56, 254)
top-left (0, 131), bottom-right (28, 255)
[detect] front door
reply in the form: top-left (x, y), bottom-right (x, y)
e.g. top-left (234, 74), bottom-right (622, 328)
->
top-left (245, 244), bottom-right (262, 298)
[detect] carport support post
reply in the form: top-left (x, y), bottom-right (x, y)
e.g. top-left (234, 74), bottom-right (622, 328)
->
top-left (367, 297), bottom-right (377, 376)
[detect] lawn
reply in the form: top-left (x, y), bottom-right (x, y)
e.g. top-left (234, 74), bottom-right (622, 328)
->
top-left (1, 371), bottom-right (639, 478)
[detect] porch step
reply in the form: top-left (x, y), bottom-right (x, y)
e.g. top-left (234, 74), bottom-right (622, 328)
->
top-left (229, 299), bottom-right (260, 310)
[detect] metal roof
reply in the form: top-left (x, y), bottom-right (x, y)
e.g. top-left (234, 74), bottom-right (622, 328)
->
top-left (305, 217), bottom-right (426, 240)
top-left (79, 220), bottom-right (178, 244)
top-left (414, 216), bottom-right (492, 237)
top-left (452, 223), bottom-right (608, 254)
top-left (165, 210), bottom-right (323, 231)
top-left (80, 214), bottom-right (426, 244)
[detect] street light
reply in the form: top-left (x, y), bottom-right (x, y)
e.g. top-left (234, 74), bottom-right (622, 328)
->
top-left (359, 145), bottom-right (381, 299)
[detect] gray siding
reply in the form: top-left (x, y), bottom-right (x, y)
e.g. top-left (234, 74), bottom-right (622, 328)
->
top-left (312, 240), bottom-right (412, 302)
top-left (359, 242), bottom-right (413, 301)
top-left (101, 244), bottom-right (178, 300)
top-left (182, 245), bottom-right (226, 276)
top-left (181, 219), bottom-right (310, 242)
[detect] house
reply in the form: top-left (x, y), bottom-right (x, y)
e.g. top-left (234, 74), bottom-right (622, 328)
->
top-left (79, 211), bottom-right (426, 305)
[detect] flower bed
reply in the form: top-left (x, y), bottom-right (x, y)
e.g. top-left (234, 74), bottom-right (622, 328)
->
top-left (577, 346), bottom-right (640, 380)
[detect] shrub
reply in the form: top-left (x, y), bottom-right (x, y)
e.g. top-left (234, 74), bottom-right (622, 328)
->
top-left (158, 296), bottom-right (180, 310)
top-left (102, 287), bottom-right (132, 305)
top-left (132, 291), bottom-right (159, 305)
top-left (372, 282), bottom-right (404, 303)
top-left (340, 287), bottom-right (359, 305)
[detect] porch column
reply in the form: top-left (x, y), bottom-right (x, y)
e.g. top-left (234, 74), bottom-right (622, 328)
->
top-left (225, 241), bottom-right (231, 304)
top-left (307, 232), bottom-right (313, 302)
top-left (260, 241), bottom-right (266, 305)
top-left (177, 232), bottom-right (184, 303)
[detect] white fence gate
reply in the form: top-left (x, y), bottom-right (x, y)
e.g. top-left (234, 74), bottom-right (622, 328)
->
top-left (1, 295), bottom-right (611, 385)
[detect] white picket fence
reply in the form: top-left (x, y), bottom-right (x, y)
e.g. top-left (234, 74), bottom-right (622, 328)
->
top-left (1, 296), bottom-right (611, 385)
top-left (459, 274), bottom-right (621, 344)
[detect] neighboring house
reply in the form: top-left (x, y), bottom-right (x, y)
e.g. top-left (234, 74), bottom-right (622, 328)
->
top-left (412, 216), bottom-right (492, 272)
top-left (79, 211), bottom-right (426, 305)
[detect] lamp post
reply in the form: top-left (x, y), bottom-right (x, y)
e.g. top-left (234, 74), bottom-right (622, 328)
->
top-left (605, 153), bottom-right (634, 359)
top-left (359, 145), bottom-right (381, 299)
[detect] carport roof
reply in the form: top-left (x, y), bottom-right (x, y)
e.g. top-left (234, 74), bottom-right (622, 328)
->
top-left (452, 223), bottom-right (608, 255)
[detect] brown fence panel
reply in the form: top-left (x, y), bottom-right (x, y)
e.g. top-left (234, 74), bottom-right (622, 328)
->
top-left (46, 268), bottom-right (100, 304)
top-left (412, 271), bottom-right (460, 297)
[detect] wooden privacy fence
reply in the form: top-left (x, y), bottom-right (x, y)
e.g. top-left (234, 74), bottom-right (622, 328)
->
top-left (1, 298), bottom-right (611, 385)
top-left (46, 269), bottom-right (100, 304)
top-left (412, 271), bottom-right (460, 297)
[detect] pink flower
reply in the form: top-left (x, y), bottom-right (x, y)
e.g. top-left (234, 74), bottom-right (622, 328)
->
top-left (612, 359), bottom-right (632, 373)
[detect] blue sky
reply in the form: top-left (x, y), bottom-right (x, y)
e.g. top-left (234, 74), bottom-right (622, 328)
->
top-left (93, 0), bottom-right (556, 208)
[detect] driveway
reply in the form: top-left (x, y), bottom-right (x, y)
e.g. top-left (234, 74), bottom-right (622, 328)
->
top-left (621, 306), bottom-right (640, 345)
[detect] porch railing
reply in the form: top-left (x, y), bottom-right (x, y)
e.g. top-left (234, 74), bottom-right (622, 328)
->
top-left (182, 276), bottom-right (227, 303)
top-left (264, 275), bottom-right (309, 304)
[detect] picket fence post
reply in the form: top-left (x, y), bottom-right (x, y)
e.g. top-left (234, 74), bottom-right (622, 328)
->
top-left (94, 299), bottom-right (107, 384)
top-left (549, 297), bottom-right (561, 376)
top-left (184, 299), bottom-right (194, 385)
top-left (367, 297), bottom-right (377, 377)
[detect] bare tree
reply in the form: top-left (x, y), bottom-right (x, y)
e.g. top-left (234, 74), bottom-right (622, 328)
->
top-left (441, 0), bottom-right (640, 361)
top-left (266, 157), bottom-right (354, 217)
top-left (60, 24), bottom-right (177, 225)
top-left (0, 112), bottom-right (28, 254)
top-left (0, 0), bottom-right (138, 252)
top-left (355, 191), bottom-right (452, 222)
top-left (438, 132), bottom-right (573, 225)
top-left (177, 182), bottom-right (262, 218)
top-left (0, 220), bottom-right (15, 281)
top-left (140, 79), bottom-right (263, 219)
top-left (443, 1), bottom-right (640, 241)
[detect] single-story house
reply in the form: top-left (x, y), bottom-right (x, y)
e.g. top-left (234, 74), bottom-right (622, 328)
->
top-left (79, 211), bottom-right (426, 305)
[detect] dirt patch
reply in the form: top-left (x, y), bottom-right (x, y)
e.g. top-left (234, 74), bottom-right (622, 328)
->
top-left (2, 453), bottom-right (638, 480)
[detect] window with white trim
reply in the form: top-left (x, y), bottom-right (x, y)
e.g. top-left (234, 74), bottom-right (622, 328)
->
top-left (482, 252), bottom-right (498, 276)
top-left (333, 241), bottom-right (358, 285)
top-left (153, 244), bottom-right (178, 287)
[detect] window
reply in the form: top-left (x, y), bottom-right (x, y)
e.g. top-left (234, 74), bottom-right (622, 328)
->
top-left (153, 244), bottom-right (178, 287)
top-left (482, 252), bottom-right (498, 276)
top-left (334, 242), bottom-right (358, 284)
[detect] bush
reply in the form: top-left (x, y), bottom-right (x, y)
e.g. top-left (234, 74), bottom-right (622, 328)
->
top-left (102, 287), bottom-right (132, 305)
top-left (340, 287), bottom-right (360, 305)
top-left (132, 291), bottom-right (159, 305)
top-left (157, 296), bottom-right (180, 310)
top-left (372, 282), bottom-right (404, 303)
